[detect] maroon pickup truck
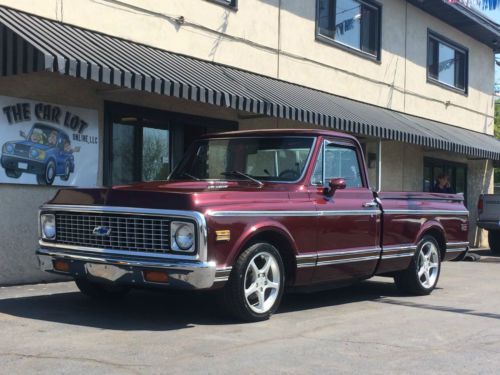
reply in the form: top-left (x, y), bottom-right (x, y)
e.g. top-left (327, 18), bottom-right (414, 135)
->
top-left (37, 129), bottom-right (469, 321)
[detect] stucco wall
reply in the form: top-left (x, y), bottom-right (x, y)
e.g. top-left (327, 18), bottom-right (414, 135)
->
top-left (0, 0), bottom-right (494, 134)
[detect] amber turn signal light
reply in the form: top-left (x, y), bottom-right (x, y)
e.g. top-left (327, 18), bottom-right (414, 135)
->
top-left (53, 260), bottom-right (70, 273)
top-left (143, 270), bottom-right (169, 283)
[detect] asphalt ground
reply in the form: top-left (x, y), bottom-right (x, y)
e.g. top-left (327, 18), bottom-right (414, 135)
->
top-left (0, 250), bottom-right (499, 374)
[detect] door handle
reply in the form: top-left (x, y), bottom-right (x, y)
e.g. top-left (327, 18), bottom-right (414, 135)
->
top-left (363, 201), bottom-right (378, 208)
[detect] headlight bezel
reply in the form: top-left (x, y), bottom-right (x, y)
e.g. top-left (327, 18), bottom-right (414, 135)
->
top-left (170, 221), bottom-right (196, 253)
top-left (40, 213), bottom-right (56, 240)
top-left (3, 143), bottom-right (14, 154)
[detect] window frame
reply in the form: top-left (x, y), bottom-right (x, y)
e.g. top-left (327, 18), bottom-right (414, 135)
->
top-left (311, 138), bottom-right (368, 189)
top-left (423, 157), bottom-right (468, 201)
top-left (426, 30), bottom-right (469, 95)
top-left (103, 102), bottom-right (237, 186)
top-left (206, 0), bottom-right (238, 10)
top-left (315, 0), bottom-right (382, 62)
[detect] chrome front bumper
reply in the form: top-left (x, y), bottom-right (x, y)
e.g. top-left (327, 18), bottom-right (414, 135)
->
top-left (37, 247), bottom-right (222, 290)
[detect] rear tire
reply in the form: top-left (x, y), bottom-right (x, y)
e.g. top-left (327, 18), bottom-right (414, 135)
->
top-left (394, 236), bottom-right (441, 296)
top-left (223, 243), bottom-right (285, 322)
top-left (75, 278), bottom-right (131, 300)
top-left (488, 231), bottom-right (500, 255)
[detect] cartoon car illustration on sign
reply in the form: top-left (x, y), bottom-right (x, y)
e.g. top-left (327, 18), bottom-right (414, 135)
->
top-left (1, 123), bottom-right (79, 185)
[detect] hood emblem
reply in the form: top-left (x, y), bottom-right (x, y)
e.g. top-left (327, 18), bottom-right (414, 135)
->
top-left (93, 226), bottom-right (112, 237)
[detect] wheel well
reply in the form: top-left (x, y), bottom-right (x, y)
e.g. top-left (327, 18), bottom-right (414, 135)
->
top-left (421, 228), bottom-right (446, 260)
top-left (241, 231), bottom-right (297, 286)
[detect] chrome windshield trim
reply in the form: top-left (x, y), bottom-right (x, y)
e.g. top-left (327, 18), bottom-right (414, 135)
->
top-left (39, 205), bottom-right (208, 262)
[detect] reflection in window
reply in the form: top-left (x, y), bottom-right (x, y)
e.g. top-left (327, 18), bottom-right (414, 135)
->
top-left (313, 143), bottom-right (363, 188)
top-left (317, 0), bottom-right (380, 58)
top-left (427, 34), bottom-right (467, 91)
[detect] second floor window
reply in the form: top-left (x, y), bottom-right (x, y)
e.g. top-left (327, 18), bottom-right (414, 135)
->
top-left (317, 0), bottom-right (381, 60)
top-left (427, 33), bottom-right (468, 93)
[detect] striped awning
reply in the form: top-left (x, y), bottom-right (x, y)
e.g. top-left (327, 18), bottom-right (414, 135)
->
top-left (1, 6), bottom-right (499, 160)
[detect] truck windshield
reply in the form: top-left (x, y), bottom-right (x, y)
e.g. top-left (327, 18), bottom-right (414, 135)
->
top-left (170, 137), bottom-right (315, 183)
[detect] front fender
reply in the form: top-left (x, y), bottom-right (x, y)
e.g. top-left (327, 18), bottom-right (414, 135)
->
top-left (226, 220), bottom-right (299, 266)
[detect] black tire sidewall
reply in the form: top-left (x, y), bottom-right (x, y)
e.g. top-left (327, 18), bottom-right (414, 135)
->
top-left (227, 242), bottom-right (285, 321)
top-left (45, 160), bottom-right (56, 185)
top-left (488, 231), bottom-right (500, 255)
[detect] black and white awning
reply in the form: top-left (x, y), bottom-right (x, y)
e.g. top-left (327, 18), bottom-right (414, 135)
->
top-left (1, 6), bottom-right (499, 160)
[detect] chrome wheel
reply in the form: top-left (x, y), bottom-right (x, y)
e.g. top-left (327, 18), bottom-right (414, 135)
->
top-left (244, 252), bottom-right (281, 314)
top-left (417, 241), bottom-right (440, 289)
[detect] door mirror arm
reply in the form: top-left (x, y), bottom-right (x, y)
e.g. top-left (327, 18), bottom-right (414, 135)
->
top-left (323, 178), bottom-right (346, 197)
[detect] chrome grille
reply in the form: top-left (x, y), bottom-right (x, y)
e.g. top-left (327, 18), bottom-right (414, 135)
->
top-left (14, 144), bottom-right (30, 157)
top-left (54, 212), bottom-right (172, 254)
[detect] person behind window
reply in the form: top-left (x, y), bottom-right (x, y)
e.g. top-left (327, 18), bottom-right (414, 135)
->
top-left (433, 174), bottom-right (454, 194)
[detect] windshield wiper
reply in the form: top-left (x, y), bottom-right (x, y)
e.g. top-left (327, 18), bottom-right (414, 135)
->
top-left (221, 171), bottom-right (264, 187)
top-left (180, 172), bottom-right (200, 181)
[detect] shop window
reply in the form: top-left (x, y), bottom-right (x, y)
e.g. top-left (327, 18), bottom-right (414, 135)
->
top-left (423, 157), bottom-right (467, 199)
top-left (427, 31), bottom-right (468, 93)
top-left (104, 103), bottom-right (236, 186)
top-left (316, 0), bottom-right (381, 60)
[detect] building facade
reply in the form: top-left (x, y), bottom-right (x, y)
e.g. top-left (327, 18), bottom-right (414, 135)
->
top-left (0, 0), bottom-right (499, 285)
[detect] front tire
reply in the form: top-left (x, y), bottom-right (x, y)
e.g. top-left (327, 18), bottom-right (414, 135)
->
top-left (394, 236), bottom-right (441, 296)
top-left (75, 278), bottom-right (131, 300)
top-left (488, 231), bottom-right (500, 255)
top-left (223, 243), bottom-right (285, 322)
top-left (36, 160), bottom-right (56, 185)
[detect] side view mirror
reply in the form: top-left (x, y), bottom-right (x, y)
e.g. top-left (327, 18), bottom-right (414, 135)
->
top-left (323, 177), bottom-right (346, 197)
top-left (19, 130), bottom-right (27, 139)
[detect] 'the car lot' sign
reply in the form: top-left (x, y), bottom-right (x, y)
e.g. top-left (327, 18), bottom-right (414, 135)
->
top-left (0, 96), bottom-right (99, 187)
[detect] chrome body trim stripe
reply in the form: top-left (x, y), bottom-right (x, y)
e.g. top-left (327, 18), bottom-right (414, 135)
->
top-left (208, 209), bottom-right (468, 217)
top-left (208, 210), bottom-right (381, 217)
top-left (317, 247), bottom-right (381, 258)
top-left (384, 209), bottom-right (469, 216)
top-left (382, 245), bottom-right (417, 254)
top-left (317, 255), bottom-right (380, 266)
top-left (446, 241), bottom-right (470, 248)
top-left (381, 252), bottom-right (415, 260)
top-left (297, 262), bottom-right (316, 269)
top-left (446, 248), bottom-right (467, 253)
top-left (39, 205), bottom-right (208, 262)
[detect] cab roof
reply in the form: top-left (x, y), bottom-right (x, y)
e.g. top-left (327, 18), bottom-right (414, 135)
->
top-left (202, 128), bottom-right (357, 141)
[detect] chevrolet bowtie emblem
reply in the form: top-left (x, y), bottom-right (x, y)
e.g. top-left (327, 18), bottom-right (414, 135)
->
top-left (92, 226), bottom-right (112, 237)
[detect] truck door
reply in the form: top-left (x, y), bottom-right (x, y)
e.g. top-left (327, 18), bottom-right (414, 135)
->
top-left (309, 138), bottom-right (381, 283)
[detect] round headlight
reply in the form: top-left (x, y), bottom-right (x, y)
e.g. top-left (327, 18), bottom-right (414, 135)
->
top-left (41, 214), bottom-right (56, 240)
top-left (174, 224), bottom-right (194, 251)
top-left (5, 143), bottom-right (14, 154)
top-left (30, 148), bottom-right (39, 158)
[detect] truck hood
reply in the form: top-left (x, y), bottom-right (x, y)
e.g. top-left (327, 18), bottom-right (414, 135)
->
top-left (47, 180), bottom-right (292, 212)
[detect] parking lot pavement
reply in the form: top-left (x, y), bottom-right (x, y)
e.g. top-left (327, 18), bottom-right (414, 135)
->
top-left (1, 253), bottom-right (500, 375)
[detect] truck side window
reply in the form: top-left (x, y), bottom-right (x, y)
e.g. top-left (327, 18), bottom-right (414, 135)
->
top-left (312, 143), bottom-right (363, 188)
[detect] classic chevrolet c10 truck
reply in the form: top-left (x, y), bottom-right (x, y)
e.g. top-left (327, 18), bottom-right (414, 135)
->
top-left (37, 129), bottom-right (469, 321)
